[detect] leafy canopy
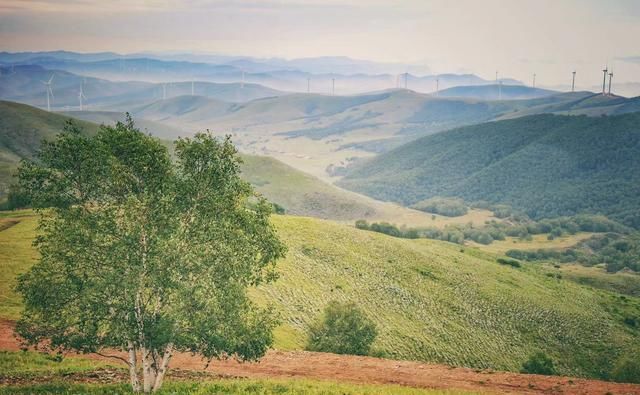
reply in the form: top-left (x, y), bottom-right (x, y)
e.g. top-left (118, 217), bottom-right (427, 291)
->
top-left (306, 301), bottom-right (377, 356)
top-left (15, 117), bottom-right (286, 392)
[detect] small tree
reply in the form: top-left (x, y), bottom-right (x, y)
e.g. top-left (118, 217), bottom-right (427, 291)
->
top-left (521, 352), bottom-right (556, 375)
top-left (15, 118), bottom-right (286, 393)
top-left (306, 301), bottom-right (377, 356)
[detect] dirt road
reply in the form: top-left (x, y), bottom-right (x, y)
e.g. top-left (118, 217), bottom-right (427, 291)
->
top-left (2, 319), bottom-right (638, 394)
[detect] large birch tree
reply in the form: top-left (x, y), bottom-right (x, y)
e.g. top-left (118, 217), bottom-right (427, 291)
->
top-left (15, 118), bottom-right (286, 393)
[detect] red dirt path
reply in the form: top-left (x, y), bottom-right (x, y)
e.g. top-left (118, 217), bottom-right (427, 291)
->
top-left (2, 319), bottom-right (639, 394)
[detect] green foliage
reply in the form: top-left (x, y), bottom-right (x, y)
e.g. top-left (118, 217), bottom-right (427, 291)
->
top-left (497, 258), bottom-right (521, 268)
top-left (412, 197), bottom-right (468, 217)
top-left (0, 101), bottom-right (100, 197)
top-left (354, 221), bottom-right (419, 239)
top-left (507, 232), bottom-right (640, 273)
top-left (13, 117), bottom-right (286, 392)
top-left (520, 352), bottom-right (556, 375)
top-left (610, 355), bottom-right (640, 384)
top-left (307, 301), bottom-right (378, 356)
top-left (340, 113), bottom-right (640, 229)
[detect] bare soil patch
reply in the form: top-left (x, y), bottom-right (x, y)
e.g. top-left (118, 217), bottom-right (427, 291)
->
top-left (2, 320), bottom-right (639, 394)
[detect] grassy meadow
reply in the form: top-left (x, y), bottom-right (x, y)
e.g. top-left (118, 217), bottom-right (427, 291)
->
top-left (1, 210), bottom-right (639, 382)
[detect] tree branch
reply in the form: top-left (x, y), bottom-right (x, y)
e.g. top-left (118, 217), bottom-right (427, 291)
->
top-left (93, 351), bottom-right (130, 366)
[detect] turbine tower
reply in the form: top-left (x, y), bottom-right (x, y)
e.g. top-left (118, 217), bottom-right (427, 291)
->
top-left (435, 77), bottom-right (439, 96)
top-left (78, 83), bottom-right (86, 111)
top-left (162, 83), bottom-right (167, 100)
top-left (41, 74), bottom-right (54, 112)
top-left (241, 70), bottom-right (245, 89)
top-left (532, 73), bottom-right (536, 88)
top-left (602, 66), bottom-right (608, 95)
top-left (498, 81), bottom-right (503, 100)
top-left (571, 71), bottom-right (576, 92)
top-left (608, 71), bottom-right (613, 96)
top-left (332, 78), bottom-right (335, 96)
top-left (307, 77), bottom-right (310, 93)
top-left (404, 72), bottom-right (408, 90)
top-left (191, 80), bottom-right (195, 96)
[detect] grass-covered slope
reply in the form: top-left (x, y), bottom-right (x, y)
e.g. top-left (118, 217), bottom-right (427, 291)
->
top-left (0, 100), bottom-right (443, 224)
top-left (2, 212), bottom-right (639, 379)
top-left (0, 101), bottom-right (100, 195)
top-left (339, 112), bottom-right (640, 228)
top-left (240, 155), bottom-right (378, 220)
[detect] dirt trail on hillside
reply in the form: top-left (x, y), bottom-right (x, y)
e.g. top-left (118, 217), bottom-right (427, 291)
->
top-left (2, 319), bottom-right (639, 394)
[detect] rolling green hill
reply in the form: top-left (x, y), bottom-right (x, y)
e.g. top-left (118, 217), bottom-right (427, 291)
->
top-left (2, 211), bottom-right (639, 379)
top-left (0, 101), bottom-right (100, 195)
top-left (0, 100), bottom-right (449, 225)
top-left (339, 112), bottom-right (640, 228)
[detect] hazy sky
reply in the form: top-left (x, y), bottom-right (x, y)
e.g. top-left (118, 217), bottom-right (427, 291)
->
top-left (2, 0), bottom-right (640, 85)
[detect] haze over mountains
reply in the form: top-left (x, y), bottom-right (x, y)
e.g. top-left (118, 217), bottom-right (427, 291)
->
top-left (1, 50), bottom-right (523, 96)
top-left (2, 46), bottom-right (640, 388)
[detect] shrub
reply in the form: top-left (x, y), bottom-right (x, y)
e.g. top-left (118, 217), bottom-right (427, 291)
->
top-left (521, 352), bottom-right (556, 375)
top-left (611, 355), bottom-right (640, 383)
top-left (412, 197), bottom-right (468, 217)
top-left (306, 301), bottom-right (377, 356)
top-left (497, 258), bottom-right (521, 268)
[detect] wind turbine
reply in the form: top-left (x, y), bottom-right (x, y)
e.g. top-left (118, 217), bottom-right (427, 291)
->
top-left (404, 72), bottom-right (408, 90)
top-left (435, 77), bottom-right (439, 96)
top-left (78, 83), bottom-right (87, 111)
top-left (532, 73), bottom-right (536, 88)
top-left (602, 66), bottom-right (608, 95)
top-left (498, 81), bottom-right (503, 100)
top-left (331, 78), bottom-right (335, 96)
top-left (162, 83), bottom-right (167, 100)
top-left (41, 74), bottom-right (54, 112)
top-left (608, 71), bottom-right (613, 96)
top-left (191, 80), bottom-right (195, 96)
top-left (307, 77), bottom-right (310, 93)
top-left (571, 71), bottom-right (576, 92)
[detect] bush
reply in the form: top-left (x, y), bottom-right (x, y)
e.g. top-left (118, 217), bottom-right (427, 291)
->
top-left (611, 355), bottom-right (640, 383)
top-left (306, 301), bottom-right (377, 356)
top-left (521, 352), bottom-right (556, 375)
top-left (412, 197), bottom-right (468, 217)
top-left (497, 258), bottom-right (521, 268)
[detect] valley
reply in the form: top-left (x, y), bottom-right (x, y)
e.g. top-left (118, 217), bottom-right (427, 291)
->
top-left (1, 44), bottom-right (640, 394)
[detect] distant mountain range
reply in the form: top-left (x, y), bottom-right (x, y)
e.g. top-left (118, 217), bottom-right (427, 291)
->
top-left (339, 112), bottom-right (640, 228)
top-left (0, 65), bottom-right (285, 110)
top-left (437, 84), bottom-right (557, 100)
top-left (0, 51), bottom-right (519, 94)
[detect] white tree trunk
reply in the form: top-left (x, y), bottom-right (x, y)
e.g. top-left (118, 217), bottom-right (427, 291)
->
top-left (151, 343), bottom-right (173, 392)
top-left (142, 347), bottom-right (155, 394)
top-left (127, 340), bottom-right (141, 393)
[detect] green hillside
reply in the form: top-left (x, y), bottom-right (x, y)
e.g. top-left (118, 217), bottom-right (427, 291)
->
top-left (0, 101), bottom-right (100, 196)
top-left (339, 112), bottom-right (640, 228)
top-left (240, 155), bottom-right (378, 220)
top-left (1, 211), bottom-right (639, 379)
top-left (61, 110), bottom-right (190, 140)
top-left (0, 100), bottom-right (445, 225)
